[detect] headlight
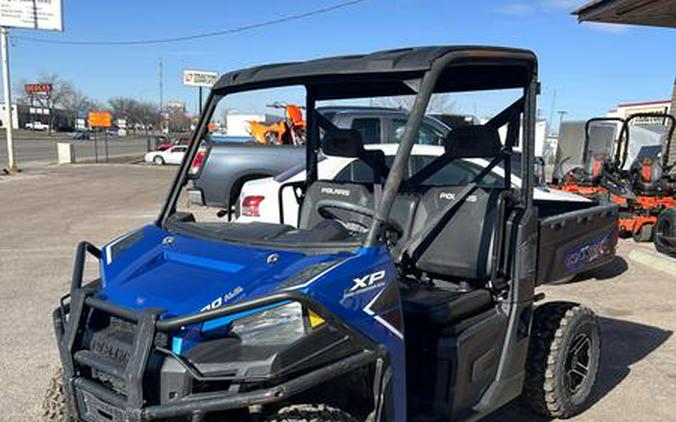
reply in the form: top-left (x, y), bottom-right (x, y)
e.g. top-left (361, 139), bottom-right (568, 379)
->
top-left (230, 302), bottom-right (311, 346)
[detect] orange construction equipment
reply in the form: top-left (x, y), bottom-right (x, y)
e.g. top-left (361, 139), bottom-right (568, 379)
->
top-left (248, 103), bottom-right (306, 145)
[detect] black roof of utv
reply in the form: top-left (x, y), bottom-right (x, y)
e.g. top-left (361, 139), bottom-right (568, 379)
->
top-left (213, 46), bottom-right (537, 99)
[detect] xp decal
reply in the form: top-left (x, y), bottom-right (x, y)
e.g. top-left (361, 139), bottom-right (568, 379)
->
top-left (344, 269), bottom-right (386, 299)
top-left (565, 232), bottom-right (612, 272)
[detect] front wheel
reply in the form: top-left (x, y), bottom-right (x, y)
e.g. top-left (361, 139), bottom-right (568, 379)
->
top-left (523, 302), bottom-right (601, 419)
top-left (42, 368), bottom-right (73, 422)
top-left (265, 404), bottom-right (358, 422)
top-left (654, 209), bottom-right (676, 256)
top-left (153, 155), bottom-right (165, 165)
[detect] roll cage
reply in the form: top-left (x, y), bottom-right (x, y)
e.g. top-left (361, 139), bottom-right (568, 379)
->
top-left (159, 46), bottom-right (539, 248)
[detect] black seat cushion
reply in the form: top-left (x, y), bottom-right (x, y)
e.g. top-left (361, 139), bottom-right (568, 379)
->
top-left (402, 286), bottom-right (493, 326)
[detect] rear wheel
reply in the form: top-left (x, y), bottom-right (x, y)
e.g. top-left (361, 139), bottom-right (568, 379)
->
top-left (42, 368), bottom-right (72, 422)
top-left (153, 155), bottom-right (165, 165)
top-left (632, 223), bottom-right (653, 242)
top-left (523, 302), bottom-right (601, 419)
top-left (654, 209), bottom-right (676, 256)
top-left (265, 404), bottom-right (358, 422)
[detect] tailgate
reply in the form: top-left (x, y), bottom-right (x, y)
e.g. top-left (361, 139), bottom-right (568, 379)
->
top-left (536, 203), bottom-right (619, 285)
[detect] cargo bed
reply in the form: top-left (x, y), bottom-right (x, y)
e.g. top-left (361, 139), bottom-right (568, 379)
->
top-left (535, 200), bottom-right (619, 285)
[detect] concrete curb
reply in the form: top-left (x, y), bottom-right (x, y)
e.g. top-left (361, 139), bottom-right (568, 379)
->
top-left (628, 247), bottom-right (676, 276)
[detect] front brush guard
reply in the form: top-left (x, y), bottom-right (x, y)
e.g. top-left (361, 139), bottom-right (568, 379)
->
top-left (54, 241), bottom-right (378, 421)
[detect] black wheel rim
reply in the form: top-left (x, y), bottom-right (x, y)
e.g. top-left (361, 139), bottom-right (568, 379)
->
top-left (565, 333), bottom-right (592, 395)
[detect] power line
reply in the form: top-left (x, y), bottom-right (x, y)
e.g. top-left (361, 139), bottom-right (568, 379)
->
top-left (12, 0), bottom-right (368, 46)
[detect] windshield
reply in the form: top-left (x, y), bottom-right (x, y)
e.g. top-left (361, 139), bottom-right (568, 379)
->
top-left (164, 81), bottom-right (526, 249)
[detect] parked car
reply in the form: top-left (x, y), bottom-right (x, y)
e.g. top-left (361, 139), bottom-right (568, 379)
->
top-left (144, 144), bottom-right (188, 165)
top-left (25, 121), bottom-right (49, 131)
top-left (189, 107), bottom-right (451, 209)
top-left (237, 144), bottom-right (590, 224)
top-left (71, 131), bottom-right (90, 140)
top-left (156, 134), bottom-right (191, 151)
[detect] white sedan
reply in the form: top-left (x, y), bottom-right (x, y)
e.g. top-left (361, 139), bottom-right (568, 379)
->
top-left (144, 145), bottom-right (188, 165)
top-left (237, 144), bottom-right (589, 225)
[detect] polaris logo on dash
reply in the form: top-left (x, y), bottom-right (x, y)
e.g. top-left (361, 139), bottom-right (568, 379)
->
top-left (439, 192), bottom-right (477, 202)
top-left (321, 187), bottom-right (351, 196)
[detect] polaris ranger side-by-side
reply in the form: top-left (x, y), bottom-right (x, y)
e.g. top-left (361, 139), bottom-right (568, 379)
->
top-left (45, 47), bottom-right (619, 422)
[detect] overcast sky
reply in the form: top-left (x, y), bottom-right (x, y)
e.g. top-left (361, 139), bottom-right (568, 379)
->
top-left (7, 0), bottom-right (675, 121)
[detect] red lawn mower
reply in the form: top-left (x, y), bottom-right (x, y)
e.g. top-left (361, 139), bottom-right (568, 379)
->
top-left (620, 113), bottom-right (675, 254)
top-left (552, 113), bottom-right (676, 255)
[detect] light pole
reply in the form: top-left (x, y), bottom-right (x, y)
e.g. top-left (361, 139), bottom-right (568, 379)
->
top-left (1, 26), bottom-right (16, 172)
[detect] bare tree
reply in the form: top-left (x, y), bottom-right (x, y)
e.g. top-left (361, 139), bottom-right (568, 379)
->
top-left (166, 107), bottom-right (190, 133)
top-left (109, 97), bottom-right (161, 133)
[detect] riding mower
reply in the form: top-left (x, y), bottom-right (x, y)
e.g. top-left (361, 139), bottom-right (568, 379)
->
top-left (619, 113), bottom-right (676, 253)
top-left (45, 46), bottom-right (619, 422)
top-left (552, 113), bottom-right (676, 254)
top-left (551, 116), bottom-right (630, 204)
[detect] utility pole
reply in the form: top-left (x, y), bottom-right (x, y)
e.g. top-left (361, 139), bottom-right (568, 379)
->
top-left (1, 26), bottom-right (16, 172)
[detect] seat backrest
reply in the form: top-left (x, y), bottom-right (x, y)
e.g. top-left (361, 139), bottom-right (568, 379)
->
top-left (410, 186), bottom-right (501, 280)
top-left (402, 124), bottom-right (506, 280)
top-left (298, 180), bottom-right (421, 238)
top-left (298, 181), bottom-right (374, 229)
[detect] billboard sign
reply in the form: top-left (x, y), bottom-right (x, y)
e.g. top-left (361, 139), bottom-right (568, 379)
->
top-left (25, 83), bottom-right (53, 95)
top-left (88, 112), bottom-right (113, 128)
top-left (0, 0), bottom-right (63, 31)
top-left (183, 70), bottom-right (218, 88)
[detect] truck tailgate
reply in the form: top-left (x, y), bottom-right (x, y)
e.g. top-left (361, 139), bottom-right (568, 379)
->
top-left (536, 203), bottom-right (619, 285)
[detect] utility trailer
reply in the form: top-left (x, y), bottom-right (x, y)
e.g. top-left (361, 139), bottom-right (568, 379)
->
top-left (46, 46), bottom-right (617, 422)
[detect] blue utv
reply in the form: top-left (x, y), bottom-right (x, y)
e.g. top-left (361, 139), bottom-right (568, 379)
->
top-left (45, 46), bottom-right (620, 422)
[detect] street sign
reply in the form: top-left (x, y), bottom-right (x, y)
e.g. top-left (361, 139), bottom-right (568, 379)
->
top-left (89, 112), bottom-right (113, 128)
top-left (0, 0), bottom-right (63, 31)
top-left (183, 70), bottom-right (218, 87)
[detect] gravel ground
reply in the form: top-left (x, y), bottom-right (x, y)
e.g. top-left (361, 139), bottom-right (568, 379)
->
top-left (0, 164), bottom-right (674, 421)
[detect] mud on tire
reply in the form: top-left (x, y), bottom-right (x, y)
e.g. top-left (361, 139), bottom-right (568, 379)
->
top-left (265, 404), bottom-right (359, 422)
top-left (42, 368), bottom-right (73, 422)
top-left (523, 302), bottom-right (601, 419)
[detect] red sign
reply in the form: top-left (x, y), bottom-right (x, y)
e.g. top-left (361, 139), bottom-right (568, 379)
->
top-left (25, 83), bottom-right (53, 94)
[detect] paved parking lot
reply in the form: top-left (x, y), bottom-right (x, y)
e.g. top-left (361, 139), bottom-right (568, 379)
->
top-left (0, 164), bottom-right (674, 421)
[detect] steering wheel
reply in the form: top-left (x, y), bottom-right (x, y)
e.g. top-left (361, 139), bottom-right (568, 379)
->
top-left (315, 199), bottom-right (403, 238)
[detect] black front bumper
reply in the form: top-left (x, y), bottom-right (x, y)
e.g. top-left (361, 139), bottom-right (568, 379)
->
top-left (54, 241), bottom-right (376, 421)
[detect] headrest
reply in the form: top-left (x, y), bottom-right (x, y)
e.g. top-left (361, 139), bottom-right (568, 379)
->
top-left (443, 125), bottom-right (502, 158)
top-left (322, 129), bottom-right (365, 158)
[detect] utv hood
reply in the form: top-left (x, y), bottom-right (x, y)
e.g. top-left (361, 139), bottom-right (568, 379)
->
top-left (98, 225), bottom-right (351, 317)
